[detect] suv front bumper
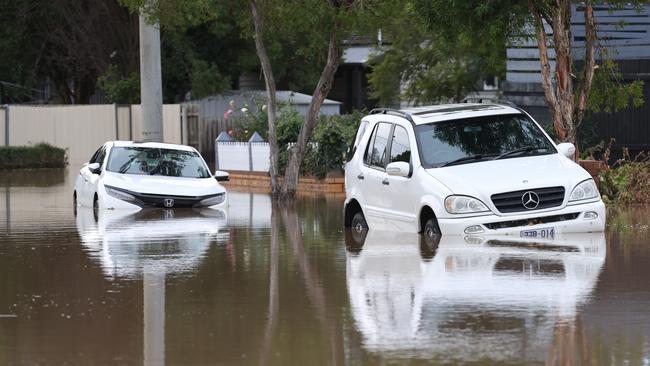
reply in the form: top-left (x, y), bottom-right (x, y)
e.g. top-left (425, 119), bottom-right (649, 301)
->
top-left (437, 200), bottom-right (605, 236)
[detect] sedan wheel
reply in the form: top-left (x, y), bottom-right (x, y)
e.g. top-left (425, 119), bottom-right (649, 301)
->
top-left (351, 212), bottom-right (368, 232)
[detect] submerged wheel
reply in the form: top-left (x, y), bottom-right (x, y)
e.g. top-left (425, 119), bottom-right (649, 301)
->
top-left (351, 211), bottom-right (368, 232)
top-left (423, 217), bottom-right (441, 238)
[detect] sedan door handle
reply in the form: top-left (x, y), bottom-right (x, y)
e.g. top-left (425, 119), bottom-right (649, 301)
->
top-left (357, 174), bottom-right (364, 180)
top-left (382, 178), bottom-right (390, 186)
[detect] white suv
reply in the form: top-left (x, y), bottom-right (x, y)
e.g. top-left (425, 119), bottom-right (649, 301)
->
top-left (343, 103), bottom-right (605, 237)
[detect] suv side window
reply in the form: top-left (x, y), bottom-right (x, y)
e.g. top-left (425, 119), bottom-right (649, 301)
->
top-left (365, 123), bottom-right (392, 168)
top-left (390, 125), bottom-right (411, 163)
top-left (363, 124), bottom-right (378, 165)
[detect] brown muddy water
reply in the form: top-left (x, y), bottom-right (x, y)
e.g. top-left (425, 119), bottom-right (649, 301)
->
top-left (0, 168), bottom-right (649, 365)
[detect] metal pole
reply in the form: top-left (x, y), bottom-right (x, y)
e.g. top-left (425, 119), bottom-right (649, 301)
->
top-left (139, 8), bottom-right (163, 142)
top-left (181, 104), bottom-right (188, 145)
top-left (4, 106), bottom-right (9, 146)
top-left (144, 271), bottom-right (165, 366)
top-left (114, 104), bottom-right (119, 140)
top-left (5, 186), bottom-right (9, 235)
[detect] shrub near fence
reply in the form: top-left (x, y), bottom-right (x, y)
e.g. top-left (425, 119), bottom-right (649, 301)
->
top-left (0, 143), bottom-right (68, 169)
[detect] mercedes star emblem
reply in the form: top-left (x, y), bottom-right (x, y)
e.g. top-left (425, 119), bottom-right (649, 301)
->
top-left (521, 191), bottom-right (540, 210)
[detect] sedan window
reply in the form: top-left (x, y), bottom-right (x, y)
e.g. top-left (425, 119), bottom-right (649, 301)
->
top-left (106, 147), bottom-right (211, 178)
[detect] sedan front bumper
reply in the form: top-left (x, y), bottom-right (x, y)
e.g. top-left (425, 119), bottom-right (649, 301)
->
top-left (437, 200), bottom-right (606, 236)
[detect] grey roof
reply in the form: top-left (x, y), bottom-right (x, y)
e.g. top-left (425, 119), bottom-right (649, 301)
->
top-left (343, 46), bottom-right (380, 64)
top-left (202, 90), bottom-right (341, 106)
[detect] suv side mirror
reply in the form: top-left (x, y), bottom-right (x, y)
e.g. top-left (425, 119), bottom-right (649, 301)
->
top-left (386, 161), bottom-right (410, 177)
top-left (557, 143), bottom-right (576, 159)
top-left (88, 162), bottom-right (101, 174)
top-left (214, 170), bottom-right (230, 182)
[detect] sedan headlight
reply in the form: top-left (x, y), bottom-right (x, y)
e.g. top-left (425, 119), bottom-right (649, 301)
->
top-left (569, 179), bottom-right (599, 201)
top-left (199, 193), bottom-right (225, 207)
top-left (105, 186), bottom-right (136, 202)
top-left (445, 195), bottom-right (489, 214)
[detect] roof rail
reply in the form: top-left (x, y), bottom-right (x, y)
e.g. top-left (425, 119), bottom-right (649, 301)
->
top-left (461, 97), bottom-right (517, 108)
top-left (369, 108), bottom-right (414, 123)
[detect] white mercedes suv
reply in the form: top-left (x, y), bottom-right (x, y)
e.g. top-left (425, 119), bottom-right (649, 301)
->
top-left (343, 103), bottom-right (606, 237)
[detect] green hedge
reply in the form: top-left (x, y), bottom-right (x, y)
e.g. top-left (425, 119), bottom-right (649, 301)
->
top-left (0, 143), bottom-right (68, 169)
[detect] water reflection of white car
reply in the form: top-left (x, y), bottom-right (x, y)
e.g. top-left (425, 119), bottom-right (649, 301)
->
top-left (74, 141), bottom-right (230, 211)
top-left (75, 207), bottom-right (229, 279)
top-left (345, 230), bottom-right (606, 362)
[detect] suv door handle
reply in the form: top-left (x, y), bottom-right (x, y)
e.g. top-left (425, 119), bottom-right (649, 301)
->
top-left (382, 178), bottom-right (390, 186)
top-left (357, 174), bottom-right (364, 180)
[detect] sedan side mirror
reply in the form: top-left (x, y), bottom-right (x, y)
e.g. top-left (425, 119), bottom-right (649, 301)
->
top-left (557, 142), bottom-right (576, 159)
top-left (88, 162), bottom-right (101, 174)
top-left (214, 170), bottom-right (230, 182)
top-left (386, 161), bottom-right (411, 177)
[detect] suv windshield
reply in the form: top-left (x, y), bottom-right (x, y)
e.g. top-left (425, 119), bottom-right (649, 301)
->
top-left (106, 147), bottom-right (211, 178)
top-left (415, 114), bottom-right (556, 168)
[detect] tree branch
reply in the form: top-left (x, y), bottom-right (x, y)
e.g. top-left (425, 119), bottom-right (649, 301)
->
top-left (529, 1), bottom-right (558, 114)
top-left (574, 1), bottom-right (596, 129)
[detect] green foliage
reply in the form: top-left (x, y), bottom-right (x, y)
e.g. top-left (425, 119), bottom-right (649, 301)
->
top-left (302, 112), bottom-right (362, 178)
top-left (0, 143), bottom-right (68, 169)
top-left (587, 59), bottom-right (645, 114)
top-left (276, 106), bottom-right (304, 146)
top-left (369, 0), bottom-right (525, 105)
top-left (599, 148), bottom-right (650, 204)
top-left (98, 65), bottom-right (140, 104)
top-left (230, 100), bottom-right (269, 142)
top-left (189, 59), bottom-right (231, 99)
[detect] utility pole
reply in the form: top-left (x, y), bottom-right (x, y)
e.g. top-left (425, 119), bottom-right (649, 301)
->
top-left (139, 10), bottom-right (163, 142)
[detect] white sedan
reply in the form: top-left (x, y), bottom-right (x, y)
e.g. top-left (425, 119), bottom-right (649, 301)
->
top-left (74, 141), bottom-right (229, 211)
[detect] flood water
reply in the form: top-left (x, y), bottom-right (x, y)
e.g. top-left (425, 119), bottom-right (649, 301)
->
top-left (1, 169), bottom-right (649, 365)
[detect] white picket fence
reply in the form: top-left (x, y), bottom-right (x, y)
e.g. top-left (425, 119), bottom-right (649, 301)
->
top-left (215, 141), bottom-right (270, 172)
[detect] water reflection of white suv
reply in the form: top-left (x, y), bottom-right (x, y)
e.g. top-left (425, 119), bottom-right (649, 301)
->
top-left (343, 103), bottom-right (605, 237)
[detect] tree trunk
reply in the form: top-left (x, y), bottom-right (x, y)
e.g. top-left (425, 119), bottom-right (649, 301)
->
top-left (530, 0), bottom-right (596, 160)
top-left (250, 0), bottom-right (280, 195)
top-left (280, 24), bottom-right (341, 199)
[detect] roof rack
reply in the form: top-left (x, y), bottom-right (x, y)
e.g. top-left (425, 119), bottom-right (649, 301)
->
top-left (461, 97), bottom-right (517, 108)
top-left (369, 108), bottom-right (414, 123)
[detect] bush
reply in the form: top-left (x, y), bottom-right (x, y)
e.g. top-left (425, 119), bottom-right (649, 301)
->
top-left (302, 111), bottom-right (363, 179)
top-left (599, 146), bottom-right (650, 204)
top-left (0, 143), bottom-right (68, 169)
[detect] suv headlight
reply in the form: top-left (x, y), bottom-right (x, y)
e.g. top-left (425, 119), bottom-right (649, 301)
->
top-left (199, 193), bottom-right (225, 207)
top-left (569, 179), bottom-right (599, 201)
top-left (105, 186), bottom-right (136, 202)
top-left (445, 195), bottom-right (489, 214)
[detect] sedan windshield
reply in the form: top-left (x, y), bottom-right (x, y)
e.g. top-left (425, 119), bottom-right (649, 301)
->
top-left (106, 147), bottom-right (211, 178)
top-left (415, 114), bottom-right (556, 168)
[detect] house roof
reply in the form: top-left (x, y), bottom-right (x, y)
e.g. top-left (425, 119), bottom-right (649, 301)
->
top-left (342, 46), bottom-right (380, 64)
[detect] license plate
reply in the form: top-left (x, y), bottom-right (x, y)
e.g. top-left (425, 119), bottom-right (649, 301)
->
top-left (520, 227), bottom-right (555, 239)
